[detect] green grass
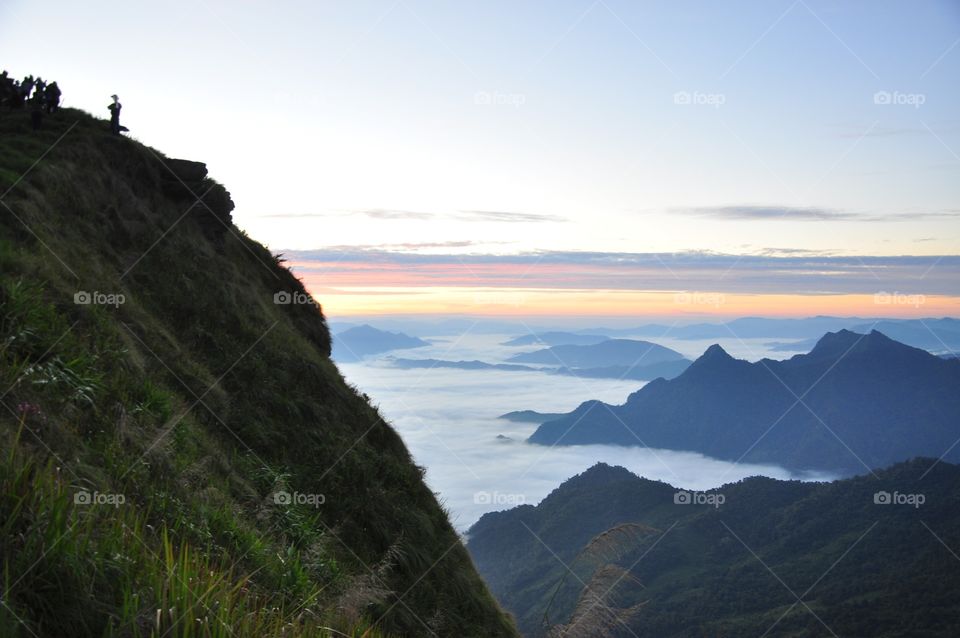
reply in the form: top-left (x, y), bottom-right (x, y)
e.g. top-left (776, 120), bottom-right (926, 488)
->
top-left (0, 106), bottom-right (516, 637)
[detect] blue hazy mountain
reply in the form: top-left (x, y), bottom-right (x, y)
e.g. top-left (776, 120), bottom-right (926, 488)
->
top-left (389, 357), bottom-right (690, 381)
top-left (767, 318), bottom-right (960, 354)
top-left (576, 316), bottom-right (870, 338)
top-left (507, 338), bottom-right (687, 368)
top-left (529, 330), bottom-right (960, 474)
top-left (388, 357), bottom-right (538, 372)
top-left (552, 360), bottom-right (690, 381)
top-left (497, 410), bottom-right (567, 423)
top-left (502, 332), bottom-right (610, 347)
top-left (331, 324), bottom-right (429, 362)
top-left (847, 318), bottom-right (960, 353)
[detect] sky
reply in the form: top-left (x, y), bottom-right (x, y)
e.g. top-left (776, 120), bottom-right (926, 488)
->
top-left (2, 0), bottom-right (958, 317)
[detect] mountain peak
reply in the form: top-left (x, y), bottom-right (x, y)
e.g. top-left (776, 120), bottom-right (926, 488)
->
top-left (807, 328), bottom-right (908, 361)
top-left (676, 343), bottom-right (739, 379)
top-left (808, 329), bottom-right (864, 357)
top-left (702, 343), bottom-right (732, 359)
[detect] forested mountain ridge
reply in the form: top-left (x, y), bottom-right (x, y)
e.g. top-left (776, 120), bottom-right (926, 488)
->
top-left (468, 459), bottom-right (960, 637)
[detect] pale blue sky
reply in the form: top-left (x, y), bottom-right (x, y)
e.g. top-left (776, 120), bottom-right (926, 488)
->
top-left (2, 0), bottom-right (958, 257)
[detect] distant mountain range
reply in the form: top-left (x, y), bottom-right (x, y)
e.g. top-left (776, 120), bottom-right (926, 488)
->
top-left (389, 358), bottom-right (537, 372)
top-left (507, 339), bottom-right (687, 368)
top-left (388, 357), bottom-right (691, 381)
top-left (577, 316), bottom-right (873, 339)
top-left (467, 459), bottom-right (960, 637)
top-left (497, 410), bottom-right (567, 423)
top-left (331, 324), bottom-right (429, 362)
top-left (575, 316), bottom-right (960, 348)
top-left (553, 360), bottom-right (691, 381)
top-left (327, 316), bottom-right (960, 353)
top-left (502, 332), bottom-right (610, 347)
top-left (766, 318), bottom-right (960, 354)
top-left (529, 330), bottom-right (960, 474)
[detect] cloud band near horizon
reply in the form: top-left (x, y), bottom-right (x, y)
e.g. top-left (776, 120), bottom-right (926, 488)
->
top-left (284, 249), bottom-right (960, 317)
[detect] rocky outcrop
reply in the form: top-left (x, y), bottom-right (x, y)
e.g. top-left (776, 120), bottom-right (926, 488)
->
top-left (159, 158), bottom-right (234, 239)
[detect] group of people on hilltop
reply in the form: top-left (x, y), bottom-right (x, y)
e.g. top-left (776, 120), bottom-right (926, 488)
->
top-left (2, 71), bottom-right (123, 135)
top-left (1, 72), bottom-right (62, 130)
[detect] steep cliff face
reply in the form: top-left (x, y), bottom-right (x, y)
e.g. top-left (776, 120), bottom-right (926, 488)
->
top-left (0, 108), bottom-right (516, 637)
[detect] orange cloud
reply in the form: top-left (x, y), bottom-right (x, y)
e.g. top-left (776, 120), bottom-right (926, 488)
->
top-left (307, 286), bottom-right (960, 318)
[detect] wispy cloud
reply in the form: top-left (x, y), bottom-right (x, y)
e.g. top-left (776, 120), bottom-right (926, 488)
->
top-left (674, 205), bottom-right (960, 222)
top-left (754, 247), bottom-right (841, 257)
top-left (315, 240), bottom-right (513, 251)
top-left (678, 205), bottom-right (856, 221)
top-left (258, 208), bottom-right (566, 223)
top-left (453, 210), bottom-right (568, 223)
top-left (359, 209), bottom-right (436, 220)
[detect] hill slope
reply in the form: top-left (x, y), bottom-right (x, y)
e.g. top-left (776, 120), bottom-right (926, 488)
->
top-left (468, 460), bottom-right (960, 637)
top-left (529, 330), bottom-right (960, 474)
top-left (0, 108), bottom-right (515, 636)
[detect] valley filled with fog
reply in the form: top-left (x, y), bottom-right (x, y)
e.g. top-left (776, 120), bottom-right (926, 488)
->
top-left (336, 329), bottom-right (833, 531)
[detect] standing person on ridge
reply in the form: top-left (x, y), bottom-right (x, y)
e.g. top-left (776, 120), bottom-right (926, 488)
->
top-left (30, 90), bottom-right (43, 130)
top-left (44, 82), bottom-right (61, 113)
top-left (108, 94), bottom-right (122, 134)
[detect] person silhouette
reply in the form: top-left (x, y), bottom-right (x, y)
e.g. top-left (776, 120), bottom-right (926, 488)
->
top-left (0, 71), bottom-right (12, 108)
top-left (45, 82), bottom-right (61, 113)
top-left (108, 94), bottom-right (122, 134)
top-left (20, 75), bottom-right (34, 101)
top-left (30, 91), bottom-right (43, 130)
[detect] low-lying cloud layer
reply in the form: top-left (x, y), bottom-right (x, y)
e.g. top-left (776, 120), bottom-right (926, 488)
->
top-left (336, 333), bottom-right (836, 531)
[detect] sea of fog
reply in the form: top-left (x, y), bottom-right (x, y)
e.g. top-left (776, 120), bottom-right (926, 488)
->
top-left (336, 332), bottom-right (831, 532)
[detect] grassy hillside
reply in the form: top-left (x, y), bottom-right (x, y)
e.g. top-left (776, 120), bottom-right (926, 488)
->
top-left (468, 460), bottom-right (960, 637)
top-left (0, 107), bottom-right (517, 637)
